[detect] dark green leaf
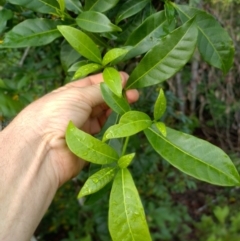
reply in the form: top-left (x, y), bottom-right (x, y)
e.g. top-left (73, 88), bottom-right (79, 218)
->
top-left (85, 32), bottom-right (109, 48)
top-left (73, 63), bottom-right (103, 80)
top-left (126, 17), bottom-right (197, 89)
top-left (57, 26), bottom-right (102, 63)
top-left (0, 19), bottom-right (63, 48)
top-left (66, 121), bottom-right (119, 164)
top-left (76, 11), bottom-right (121, 33)
top-left (103, 67), bottom-right (122, 97)
top-left (165, 1), bottom-right (176, 23)
top-left (68, 60), bottom-right (89, 72)
top-left (109, 168), bottom-right (151, 241)
top-left (102, 48), bottom-right (128, 66)
top-left (78, 167), bottom-right (117, 198)
top-left (84, 0), bottom-right (120, 13)
top-left (154, 88), bottom-right (166, 120)
top-left (65, 0), bottom-right (82, 13)
top-left (118, 153), bottom-right (135, 168)
top-left (0, 9), bottom-right (13, 33)
top-left (103, 111), bottom-right (152, 141)
top-left (144, 126), bottom-right (240, 186)
top-left (100, 83), bottom-right (131, 115)
top-left (115, 0), bottom-right (150, 24)
top-left (124, 10), bottom-right (175, 60)
top-left (173, 3), bottom-right (234, 74)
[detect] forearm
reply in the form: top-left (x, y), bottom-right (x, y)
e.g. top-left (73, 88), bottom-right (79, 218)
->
top-left (0, 118), bottom-right (58, 241)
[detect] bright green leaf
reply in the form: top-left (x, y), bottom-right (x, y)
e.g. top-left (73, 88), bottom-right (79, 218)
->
top-left (0, 19), bottom-right (63, 48)
top-left (100, 83), bottom-right (131, 115)
top-left (76, 11), bottom-right (121, 33)
top-left (86, 32), bottom-right (109, 48)
top-left (103, 111), bottom-right (152, 141)
top-left (102, 48), bottom-right (128, 66)
top-left (144, 126), bottom-right (240, 186)
top-left (115, 0), bottom-right (150, 24)
top-left (154, 88), bottom-right (166, 120)
top-left (118, 153), bottom-right (135, 168)
top-left (57, 0), bottom-right (65, 12)
top-left (173, 3), bottom-right (234, 74)
top-left (73, 63), bottom-right (103, 80)
top-left (124, 10), bottom-right (176, 60)
top-left (66, 121), bottom-right (119, 164)
top-left (84, 0), bottom-right (120, 13)
top-left (103, 67), bottom-right (122, 97)
top-left (78, 167), bottom-right (117, 198)
top-left (155, 122), bottom-right (167, 137)
top-left (126, 17), bottom-right (197, 89)
top-left (57, 26), bottom-right (102, 63)
top-left (109, 168), bottom-right (152, 241)
top-left (68, 60), bottom-right (89, 72)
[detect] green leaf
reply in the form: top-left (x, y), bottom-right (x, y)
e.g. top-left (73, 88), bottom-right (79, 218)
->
top-left (73, 63), bottom-right (103, 80)
top-left (154, 88), bottom-right (166, 120)
top-left (7, 0), bottom-right (58, 14)
top-left (57, 26), bottom-right (102, 63)
top-left (85, 32), bottom-right (109, 48)
top-left (102, 48), bottom-right (128, 66)
top-left (103, 67), bottom-right (122, 97)
top-left (0, 19), bottom-right (63, 48)
top-left (173, 3), bottom-right (234, 74)
top-left (103, 111), bottom-right (152, 141)
top-left (109, 168), bottom-right (151, 241)
top-left (66, 121), bottom-right (119, 164)
top-left (84, 0), bottom-right (120, 13)
top-left (118, 153), bottom-right (135, 168)
top-left (124, 11), bottom-right (176, 60)
top-left (144, 126), bottom-right (240, 186)
top-left (57, 0), bottom-right (65, 12)
top-left (115, 0), bottom-right (150, 24)
top-left (76, 11), bottom-right (121, 33)
top-left (155, 122), bottom-right (167, 137)
top-left (165, 1), bottom-right (176, 23)
top-left (126, 17), bottom-right (197, 89)
top-left (78, 167), bottom-right (117, 198)
top-left (68, 60), bottom-right (89, 72)
top-left (100, 83), bottom-right (131, 115)
top-left (0, 9), bottom-right (13, 33)
top-left (65, 0), bottom-right (82, 13)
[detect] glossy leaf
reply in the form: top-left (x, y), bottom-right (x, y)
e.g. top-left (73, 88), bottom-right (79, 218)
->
top-left (57, 0), bottom-right (65, 12)
top-left (66, 121), bottom-right (119, 164)
top-left (57, 26), bottom-right (102, 63)
top-left (102, 48), bottom-right (128, 66)
top-left (0, 9), bottom-right (13, 33)
top-left (115, 0), bottom-right (150, 24)
top-left (100, 83), bottom-right (130, 115)
top-left (165, 1), bottom-right (176, 23)
top-left (76, 11), bottom-right (121, 33)
top-left (103, 111), bottom-right (152, 141)
top-left (118, 153), bottom-right (135, 168)
top-left (173, 3), bottom-right (234, 74)
top-left (144, 126), bottom-right (240, 186)
top-left (84, 0), bottom-right (120, 13)
top-left (103, 67), bottom-right (122, 97)
top-left (78, 167), bottom-right (117, 198)
top-left (0, 19), bottom-right (63, 48)
top-left (65, 0), bottom-right (82, 13)
top-left (86, 32), bottom-right (109, 48)
top-left (109, 168), bottom-right (152, 241)
top-left (73, 63), bottom-right (103, 80)
top-left (124, 11), bottom-right (175, 60)
top-left (155, 122), bottom-right (167, 137)
top-left (126, 17), bottom-right (197, 89)
top-left (154, 88), bottom-right (166, 120)
top-left (68, 60), bottom-right (89, 72)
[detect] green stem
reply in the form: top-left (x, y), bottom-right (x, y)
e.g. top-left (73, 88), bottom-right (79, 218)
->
top-left (121, 136), bottom-right (130, 156)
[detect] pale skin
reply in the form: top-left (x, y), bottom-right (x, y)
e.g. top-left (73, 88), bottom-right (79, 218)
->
top-left (0, 73), bottom-right (139, 241)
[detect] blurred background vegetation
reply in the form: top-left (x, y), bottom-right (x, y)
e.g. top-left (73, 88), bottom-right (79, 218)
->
top-left (1, 0), bottom-right (240, 240)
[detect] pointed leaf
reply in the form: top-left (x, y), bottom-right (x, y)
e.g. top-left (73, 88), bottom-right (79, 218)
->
top-left (100, 83), bottom-right (130, 115)
top-left (73, 63), bottom-right (103, 80)
top-left (115, 0), bottom-right (150, 24)
top-left (109, 168), bottom-right (151, 241)
top-left (66, 121), bottom-right (119, 164)
top-left (84, 0), bottom-right (120, 13)
top-left (65, 0), bottom-right (82, 13)
top-left (0, 19), bottom-right (63, 48)
top-left (103, 111), bottom-right (152, 141)
top-left (144, 126), bottom-right (240, 186)
top-left (102, 48), bottom-right (128, 66)
top-left (78, 167), bottom-right (117, 198)
top-left (57, 0), bottom-right (65, 12)
top-left (68, 60), bottom-right (89, 72)
top-left (173, 4), bottom-right (234, 74)
top-left (57, 26), bottom-right (102, 63)
top-left (124, 11), bottom-right (176, 60)
top-left (126, 17), bottom-right (197, 89)
top-left (103, 67), bottom-right (122, 97)
top-left (154, 88), bottom-right (166, 120)
top-left (76, 11), bottom-right (121, 33)
top-left (118, 153), bottom-right (135, 168)
top-left (155, 122), bottom-right (167, 137)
